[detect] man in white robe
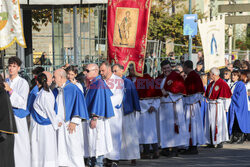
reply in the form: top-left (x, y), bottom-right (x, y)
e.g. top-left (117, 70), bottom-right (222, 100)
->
top-left (204, 67), bottom-right (232, 148)
top-left (112, 64), bottom-right (141, 166)
top-left (84, 64), bottom-right (114, 167)
top-left (100, 62), bottom-right (124, 166)
top-left (156, 60), bottom-right (188, 157)
top-left (53, 69), bottom-right (89, 167)
top-left (4, 56), bottom-right (31, 167)
top-left (183, 60), bottom-right (205, 154)
top-left (133, 66), bottom-right (160, 159)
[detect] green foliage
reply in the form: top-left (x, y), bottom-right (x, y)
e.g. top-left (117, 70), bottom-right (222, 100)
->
top-left (32, 8), bottom-right (92, 32)
top-left (148, 0), bottom-right (205, 57)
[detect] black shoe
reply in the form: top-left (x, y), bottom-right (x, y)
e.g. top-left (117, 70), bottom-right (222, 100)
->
top-left (166, 150), bottom-right (179, 157)
top-left (181, 147), bottom-right (198, 155)
top-left (236, 134), bottom-right (245, 144)
top-left (131, 160), bottom-right (136, 166)
top-left (206, 144), bottom-right (215, 148)
top-left (160, 148), bottom-right (170, 156)
top-left (216, 143), bottom-right (223, 148)
top-left (141, 153), bottom-right (152, 159)
top-left (152, 152), bottom-right (160, 159)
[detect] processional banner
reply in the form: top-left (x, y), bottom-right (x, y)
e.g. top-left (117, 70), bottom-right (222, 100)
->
top-left (0, 0), bottom-right (26, 50)
top-left (108, 0), bottom-right (151, 76)
top-left (198, 15), bottom-right (225, 72)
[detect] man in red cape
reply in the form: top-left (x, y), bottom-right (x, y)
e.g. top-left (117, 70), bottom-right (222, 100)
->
top-left (204, 67), bottom-right (232, 148)
top-left (183, 60), bottom-right (205, 154)
top-left (134, 66), bottom-right (159, 159)
top-left (156, 60), bottom-right (188, 157)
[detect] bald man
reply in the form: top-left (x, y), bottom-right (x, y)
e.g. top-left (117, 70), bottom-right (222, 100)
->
top-left (84, 64), bottom-right (114, 167)
top-left (53, 68), bottom-right (89, 167)
top-left (43, 71), bottom-right (56, 90)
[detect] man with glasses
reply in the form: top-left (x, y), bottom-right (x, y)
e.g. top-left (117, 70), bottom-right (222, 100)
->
top-left (223, 69), bottom-right (232, 88)
top-left (85, 64), bottom-right (114, 167)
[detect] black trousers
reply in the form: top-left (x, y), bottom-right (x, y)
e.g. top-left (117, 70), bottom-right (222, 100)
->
top-left (0, 134), bottom-right (15, 167)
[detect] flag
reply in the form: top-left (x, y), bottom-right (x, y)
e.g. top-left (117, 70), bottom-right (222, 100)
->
top-left (198, 15), bottom-right (225, 72)
top-left (0, 0), bottom-right (26, 50)
top-left (108, 0), bottom-right (151, 77)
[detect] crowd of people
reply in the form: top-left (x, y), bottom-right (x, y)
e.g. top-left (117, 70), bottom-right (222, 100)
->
top-left (0, 55), bottom-right (249, 167)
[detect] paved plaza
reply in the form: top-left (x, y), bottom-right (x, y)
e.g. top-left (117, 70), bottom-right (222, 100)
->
top-left (120, 142), bottom-right (250, 167)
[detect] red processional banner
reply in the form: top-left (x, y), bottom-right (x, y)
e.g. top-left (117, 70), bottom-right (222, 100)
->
top-left (108, 0), bottom-right (151, 77)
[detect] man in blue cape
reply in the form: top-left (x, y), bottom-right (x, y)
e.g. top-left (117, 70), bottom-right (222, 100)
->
top-left (84, 63), bottom-right (114, 167)
top-left (53, 68), bottom-right (89, 167)
top-left (113, 64), bottom-right (141, 166)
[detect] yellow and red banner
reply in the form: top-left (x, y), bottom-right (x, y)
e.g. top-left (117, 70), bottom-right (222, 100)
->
top-left (108, 0), bottom-right (151, 77)
top-left (0, 0), bottom-right (26, 50)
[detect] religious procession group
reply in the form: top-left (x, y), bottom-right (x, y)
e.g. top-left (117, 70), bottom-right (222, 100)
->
top-left (0, 56), bottom-right (250, 167)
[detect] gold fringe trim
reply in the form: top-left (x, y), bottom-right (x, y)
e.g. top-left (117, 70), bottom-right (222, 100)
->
top-left (0, 129), bottom-right (17, 135)
top-left (0, 0), bottom-right (27, 51)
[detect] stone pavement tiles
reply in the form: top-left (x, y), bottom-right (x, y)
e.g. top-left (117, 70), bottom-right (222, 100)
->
top-left (120, 142), bottom-right (250, 167)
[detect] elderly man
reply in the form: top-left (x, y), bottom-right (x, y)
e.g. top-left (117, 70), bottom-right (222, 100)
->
top-left (85, 64), bottom-right (114, 167)
top-left (53, 69), bottom-right (89, 167)
top-left (204, 67), bottom-right (232, 148)
top-left (183, 60), bottom-right (205, 154)
top-left (100, 62), bottom-right (124, 167)
top-left (112, 64), bottom-right (141, 166)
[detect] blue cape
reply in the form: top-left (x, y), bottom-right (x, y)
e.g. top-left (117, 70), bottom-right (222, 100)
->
top-left (53, 80), bottom-right (89, 121)
top-left (228, 81), bottom-right (250, 135)
top-left (85, 75), bottom-right (114, 118)
top-left (27, 85), bottom-right (58, 125)
top-left (13, 108), bottom-right (30, 118)
top-left (200, 87), bottom-right (207, 128)
top-left (122, 76), bottom-right (141, 115)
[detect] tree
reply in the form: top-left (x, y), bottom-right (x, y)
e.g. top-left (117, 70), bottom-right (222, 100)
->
top-left (32, 8), bottom-right (93, 32)
top-left (148, 0), bottom-right (204, 57)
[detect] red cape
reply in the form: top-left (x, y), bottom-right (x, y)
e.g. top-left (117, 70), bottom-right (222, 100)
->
top-left (164, 71), bottom-right (186, 95)
top-left (205, 78), bottom-right (232, 100)
top-left (154, 74), bottom-right (164, 97)
top-left (185, 70), bottom-right (205, 95)
top-left (134, 74), bottom-right (155, 99)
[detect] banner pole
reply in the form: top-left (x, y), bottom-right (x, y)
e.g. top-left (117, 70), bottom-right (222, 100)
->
top-left (1, 50), bottom-right (6, 79)
top-left (188, 0), bottom-right (192, 60)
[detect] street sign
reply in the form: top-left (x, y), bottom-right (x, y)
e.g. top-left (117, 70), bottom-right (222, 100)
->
top-left (225, 16), bottom-right (250, 24)
top-left (183, 14), bottom-right (198, 36)
top-left (218, 4), bottom-right (250, 13)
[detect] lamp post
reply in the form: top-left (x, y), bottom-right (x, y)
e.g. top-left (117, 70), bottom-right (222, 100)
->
top-left (188, 0), bottom-right (192, 60)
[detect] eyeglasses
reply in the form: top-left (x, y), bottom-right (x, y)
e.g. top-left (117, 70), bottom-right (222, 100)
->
top-left (85, 69), bottom-right (96, 73)
top-left (113, 70), bottom-right (117, 73)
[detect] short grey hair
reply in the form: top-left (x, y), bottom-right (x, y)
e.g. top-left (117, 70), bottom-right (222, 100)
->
top-left (210, 67), bottom-right (220, 76)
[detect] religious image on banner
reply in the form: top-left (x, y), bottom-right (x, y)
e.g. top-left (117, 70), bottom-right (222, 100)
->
top-left (108, 0), bottom-right (151, 77)
top-left (0, 0), bottom-right (26, 50)
top-left (113, 8), bottom-right (139, 48)
top-left (198, 15), bottom-right (225, 72)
